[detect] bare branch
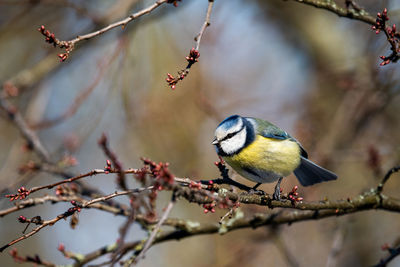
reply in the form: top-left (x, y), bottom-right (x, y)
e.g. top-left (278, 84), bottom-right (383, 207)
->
top-left (288, 0), bottom-right (375, 25)
top-left (38, 0), bottom-right (169, 61)
top-left (374, 244), bottom-right (400, 267)
top-left (165, 0), bottom-right (214, 89)
top-left (377, 165), bottom-right (400, 193)
top-left (68, 0), bottom-right (168, 45)
top-left (194, 0), bottom-right (214, 51)
top-left (73, 195), bottom-right (400, 266)
top-left (0, 187), bottom-right (152, 252)
top-left (98, 134), bottom-right (127, 190)
top-left (0, 95), bottom-right (50, 162)
top-left (30, 39), bottom-right (126, 129)
top-left (0, 206), bottom-right (78, 252)
top-left (132, 192), bottom-right (176, 265)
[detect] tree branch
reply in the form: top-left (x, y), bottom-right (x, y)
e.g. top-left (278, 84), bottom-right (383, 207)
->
top-left (0, 187), bottom-right (153, 252)
top-left (377, 165), bottom-right (400, 193)
top-left (165, 0), bottom-right (214, 89)
top-left (194, 0), bottom-right (214, 51)
top-left (131, 192), bottom-right (176, 265)
top-left (287, 0), bottom-right (375, 25)
top-left (0, 95), bottom-right (50, 162)
top-left (374, 244), bottom-right (400, 267)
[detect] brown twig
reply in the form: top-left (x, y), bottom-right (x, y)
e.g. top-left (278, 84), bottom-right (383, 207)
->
top-left (67, 0), bottom-right (167, 45)
top-left (289, 0), bottom-right (375, 25)
top-left (8, 248), bottom-right (56, 267)
top-left (39, 0), bottom-right (169, 61)
top-left (0, 95), bottom-right (50, 162)
top-left (345, 0), bottom-right (362, 12)
top-left (0, 195), bottom-right (73, 217)
top-left (131, 192), bottom-right (176, 265)
top-left (288, 1), bottom-right (399, 66)
top-left (376, 165), bottom-right (400, 193)
top-left (71, 196), bottom-right (400, 267)
top-left (30, 38), bottom-right (126, 129)
top-left (0, 188), bottom-right (152, 252)
top-left (98, 134), bottom-right (127, 190)
top-left (1, 1), bottom-right (143, 97)
top-left (0, 205), bottom-right (80, 252)
top-left (4, 169), bottom-right (137, 201)
top-left (326, 223), bottom-right (347, 267)
top-left (194, 0), bottom-right (214, 51)
top-left (374, 244), bottom-right (400, 267)
top-left (165, 0), bottom-right (214, 89)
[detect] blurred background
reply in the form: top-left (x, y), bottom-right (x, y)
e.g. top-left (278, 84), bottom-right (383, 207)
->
top-left (0, 0), bottom-right (400, 266)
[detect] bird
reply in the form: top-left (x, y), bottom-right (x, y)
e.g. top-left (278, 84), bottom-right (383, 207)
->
top-left (212, 115), bottom-right (337, 200)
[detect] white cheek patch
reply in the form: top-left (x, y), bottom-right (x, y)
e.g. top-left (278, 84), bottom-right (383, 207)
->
top-left (220, 127), bottom-right (247, 155)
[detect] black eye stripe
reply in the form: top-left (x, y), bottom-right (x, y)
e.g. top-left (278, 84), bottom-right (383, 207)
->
top-left (220, 126), bottom-right (244, 142)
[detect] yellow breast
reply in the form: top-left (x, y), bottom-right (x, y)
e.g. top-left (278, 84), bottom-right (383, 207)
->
top-left (224, 135), bottom-right (301, 178)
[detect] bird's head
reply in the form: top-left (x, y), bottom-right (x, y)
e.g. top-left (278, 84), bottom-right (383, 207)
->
top-left (213, 115), bottom-right (252, 156)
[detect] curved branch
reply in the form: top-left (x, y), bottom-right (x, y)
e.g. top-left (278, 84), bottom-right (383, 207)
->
top-left (377, 165), bottom-right (400, 193)
top-left (374, 244), bottom-right (400, 267)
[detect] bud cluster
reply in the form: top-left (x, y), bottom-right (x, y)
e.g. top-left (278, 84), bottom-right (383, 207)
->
top-left (5, 187), bottom-right (30, 201)
top-left (372, 9), bottom-right (400, 66)
top-left (38, 25), bottom-right (73, 62)
top-left (165, 48), bottom-right (200, 89)
top-left (287, 186), bottom-right (303, 204)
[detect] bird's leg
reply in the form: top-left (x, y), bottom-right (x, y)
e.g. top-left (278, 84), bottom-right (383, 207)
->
top-left (273, 177), bottom-right (283, 200)
top-left (253, 183), bottom-right (261, 190)
top-left (200, 177), bottom-right (254, 191)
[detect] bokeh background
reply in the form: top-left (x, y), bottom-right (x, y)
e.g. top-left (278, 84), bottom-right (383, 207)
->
top-left (1, 0), bottom-right (400, 266)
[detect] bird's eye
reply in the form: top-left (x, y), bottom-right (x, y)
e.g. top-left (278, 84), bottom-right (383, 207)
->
top-left (225, 132), bottom-right (236, 139)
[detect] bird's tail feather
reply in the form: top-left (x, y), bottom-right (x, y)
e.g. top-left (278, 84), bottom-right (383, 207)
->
top-left (294, 157), bottom-right (337, 186)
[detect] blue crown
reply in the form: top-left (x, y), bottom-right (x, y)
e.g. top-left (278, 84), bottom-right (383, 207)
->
top-left (218, 115), bottom-right (241, 130)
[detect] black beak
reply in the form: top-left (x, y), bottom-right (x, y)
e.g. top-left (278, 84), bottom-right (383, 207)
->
top-left (212, 138), bottom-right (218, 145)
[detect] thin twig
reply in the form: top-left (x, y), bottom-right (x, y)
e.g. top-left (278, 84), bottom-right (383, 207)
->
top-left (326, 223), bottom-right (346, 267)
top-left (132, 192), bottom-right (176, 265)
top-left (30, 38), bottom-right (126, 130)
top-left (8, 247), bottom-right (56, 267)
top-left (194, 0), bottom-right (214, 51)
top-left (165, 0), bottom-right (214, 89)
top-left (5, 169), bottom-right (136, 198)
top-left (0, 195), bottom-right (73, 217)
top-left (66, 0), bottom-right (168, 48)
top-left (0, 208), bottom-right (76, 252)
top-left (377, 165), bottom-right (400, 193)
top-left (98, 134), bottom-right (127, 190)
top-left (0, 96), bottom-right (50, 162)
top-left (0, 188), bottom-right (152, 252)
top-left (288, 0), bottom-right (375, 25)
top-left (373, 244), bottom-right (400, 267)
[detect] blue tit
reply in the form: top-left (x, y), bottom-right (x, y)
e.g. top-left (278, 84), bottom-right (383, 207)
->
top-left (212, 115), bottom-right (337, 199)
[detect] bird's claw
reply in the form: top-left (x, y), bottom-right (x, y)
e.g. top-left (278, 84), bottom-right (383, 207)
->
top-left (248, 188), bottom-right (266, 196)
top-left (272, 189), bottom-right (281, 201)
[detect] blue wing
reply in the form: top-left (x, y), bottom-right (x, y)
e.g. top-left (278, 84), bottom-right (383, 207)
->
top-left (262, 129), bottom-right (290, 140)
